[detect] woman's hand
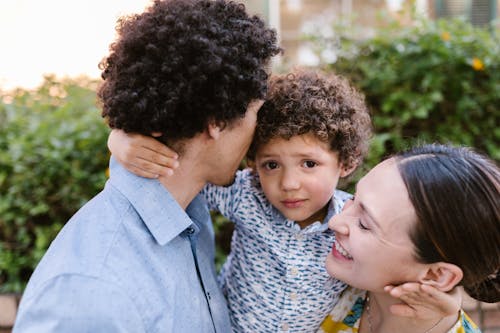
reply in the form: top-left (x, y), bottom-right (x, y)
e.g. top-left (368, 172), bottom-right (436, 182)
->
top-left (107, 129), bottom-right (179, 178)
top-left (385, 283), bottom-right (461, 319)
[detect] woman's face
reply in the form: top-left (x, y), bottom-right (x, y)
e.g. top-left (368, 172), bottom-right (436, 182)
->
top-left (325, 158), bottom-right (427, 291)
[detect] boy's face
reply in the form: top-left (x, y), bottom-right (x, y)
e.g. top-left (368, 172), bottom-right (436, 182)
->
top-left (254, 133), bottom-right (349, 228)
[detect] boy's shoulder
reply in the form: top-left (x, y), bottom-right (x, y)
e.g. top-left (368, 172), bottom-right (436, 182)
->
top-left (234, 168), bottom-right (262, 191)
top-left (334, 189), bottom-right (353, 203)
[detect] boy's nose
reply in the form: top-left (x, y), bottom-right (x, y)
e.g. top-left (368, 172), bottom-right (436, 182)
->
top-left (280, 170), bottom-right (300, 190)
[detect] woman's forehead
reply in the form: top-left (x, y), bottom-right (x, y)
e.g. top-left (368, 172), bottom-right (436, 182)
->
top-left (357, 158), bottom-right (416, 235)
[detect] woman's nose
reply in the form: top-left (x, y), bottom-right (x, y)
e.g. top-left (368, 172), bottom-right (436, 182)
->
top-left (328, 214), bottom-right (349, 235)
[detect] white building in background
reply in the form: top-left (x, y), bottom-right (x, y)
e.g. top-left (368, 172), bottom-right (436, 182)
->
top-left (243, 0), bottom-right (498, 68)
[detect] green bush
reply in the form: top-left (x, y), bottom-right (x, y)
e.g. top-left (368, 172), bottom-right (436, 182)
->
top-left (0, 76), bottom-right (232, 292)
top-left (0, 77), bottom-right (110, 292)
top-left (2, 17), bottom-right (498, 291)
top-left (309, 17), bottom-right (499, 173)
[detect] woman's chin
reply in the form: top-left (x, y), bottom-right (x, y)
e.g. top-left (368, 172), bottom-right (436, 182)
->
top-left (325, 253), bottom-right (349, 282)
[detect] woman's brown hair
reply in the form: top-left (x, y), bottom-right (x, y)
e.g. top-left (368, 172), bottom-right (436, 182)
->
top-left (396, 144), bottom-right (500, 303)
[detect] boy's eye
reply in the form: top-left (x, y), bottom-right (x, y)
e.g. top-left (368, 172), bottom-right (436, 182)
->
top-left (302, 160), bottom-right (317, 168)
top-left (264, 161), bottom-right (279, 170)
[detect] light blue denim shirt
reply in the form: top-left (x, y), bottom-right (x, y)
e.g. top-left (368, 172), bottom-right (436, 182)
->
top-left (13, 157), bottom-right (231, 333)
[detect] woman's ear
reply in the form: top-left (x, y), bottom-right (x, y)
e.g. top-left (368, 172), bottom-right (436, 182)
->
top-left (419, 263), bottom-right (463, 292)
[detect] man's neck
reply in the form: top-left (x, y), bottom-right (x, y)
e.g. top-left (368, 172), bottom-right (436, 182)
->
top-left (156, 140), bottom-right (208, 210)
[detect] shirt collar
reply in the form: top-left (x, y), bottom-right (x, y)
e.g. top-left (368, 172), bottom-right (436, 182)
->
top-left (315, 191), bottom-right (352, 232)
top-left (108, 156), bottom-right (204, 245)
top-left (275, 191), bottom-right (351, 233)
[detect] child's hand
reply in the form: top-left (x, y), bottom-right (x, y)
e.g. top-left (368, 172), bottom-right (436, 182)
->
top-left (385, 283), bottom-right (461, 319)
top-left (108, 129), bottom-right (179, 178)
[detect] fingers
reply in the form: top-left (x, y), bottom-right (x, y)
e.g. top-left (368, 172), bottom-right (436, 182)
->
top-left (386, 282), bottom-right (421, 299)
top-left (107, 129), bottom-right (179, 178)
top-left (125, 163), bottom-right (162, 179)
top-left (131, 147), bottom-right (178, 177)
top-left (389, 303), bottom-right (417, 317)
top-left (140, 136), bottom-right (179, 161)
top-left (419, 284), bottom-right (462, 314)
top-left (130, 156), bottom-right (177, 178)
top-left (389, 283), bottom-right (436, 309)
top-left (136, 146), bottom-right (179, 169)
top-left (385, 283), bottom-right (462, 319)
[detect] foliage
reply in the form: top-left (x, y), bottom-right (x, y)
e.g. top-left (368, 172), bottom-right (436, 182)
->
top-left (2, 17), bottom-right (499, 292)
top-left (308, 17), bottom-right (500, 177)
top-left (0, 77), bottom-right (110, 292)
top-left (0, 76), bottom-right (233, 292)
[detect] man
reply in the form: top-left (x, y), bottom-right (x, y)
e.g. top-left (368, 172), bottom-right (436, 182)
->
top-left (13, 0), bottom-right (279, 332)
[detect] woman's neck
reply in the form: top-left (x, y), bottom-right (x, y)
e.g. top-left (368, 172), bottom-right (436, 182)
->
top-left (361, 291), bottom-right (459, 333)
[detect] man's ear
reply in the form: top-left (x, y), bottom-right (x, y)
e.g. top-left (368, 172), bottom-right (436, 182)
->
top-left (246, 159), bottom-right (256, 170)
top-left (207, 121), bottom-right (222, 140)
top-left (419, 262), bottom-right (463, 292)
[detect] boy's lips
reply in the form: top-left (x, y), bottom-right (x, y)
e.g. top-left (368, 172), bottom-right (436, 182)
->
top-left (281, 199), bottom-right (306, 208)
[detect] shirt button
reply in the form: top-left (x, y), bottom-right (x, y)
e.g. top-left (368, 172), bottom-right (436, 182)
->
top-left (281, 323), bottom-right (289, 331)
top-left (290, 292), bottom-right (297, 301)
top-left (186, 227), bottom-right (195, 234)
top-left (294, 233), bottom-right (303, 240)
top-left (290, 267), bottom-right (298, 276)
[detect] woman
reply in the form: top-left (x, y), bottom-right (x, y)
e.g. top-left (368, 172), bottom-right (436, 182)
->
top-left (319, 144), bottom-right (499, 333)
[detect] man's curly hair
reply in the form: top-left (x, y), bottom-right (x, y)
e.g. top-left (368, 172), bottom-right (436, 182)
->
top-left (247, 69), bottom-right (372, 170)
top-left (98, 0), bottom-right (280, 141)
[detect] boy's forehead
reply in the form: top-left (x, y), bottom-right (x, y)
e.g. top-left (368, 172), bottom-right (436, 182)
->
top-left (256, 133), bottom-right (335, 155)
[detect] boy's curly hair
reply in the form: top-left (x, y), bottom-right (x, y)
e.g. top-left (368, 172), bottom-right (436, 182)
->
top-left (98, 0), bottom-right (280, 141)
top-left (247, 70), bottom-right (372, 170)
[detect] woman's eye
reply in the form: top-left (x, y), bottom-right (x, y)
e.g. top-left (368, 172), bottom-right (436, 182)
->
top-left (358, 219), bottom-right (369, 231)
top-left (303, 160), bottom-right (317, 168)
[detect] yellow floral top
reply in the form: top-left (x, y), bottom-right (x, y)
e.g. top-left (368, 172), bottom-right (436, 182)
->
top-left (317, 287), bottom-right (481, 333)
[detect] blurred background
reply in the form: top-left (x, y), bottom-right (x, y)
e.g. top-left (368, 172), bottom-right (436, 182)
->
top-left (0, 0), bottom-right (499, 331)
top-left (1, 0), bottom-right (499, 89)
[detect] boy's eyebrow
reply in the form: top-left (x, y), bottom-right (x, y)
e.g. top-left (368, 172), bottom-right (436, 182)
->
top-left (257, 153), bottom-right (278, 158)
top-left (258, 152), bottom-right (320, 158)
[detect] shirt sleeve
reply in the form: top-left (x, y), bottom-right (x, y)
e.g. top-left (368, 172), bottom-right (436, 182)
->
top-left (201, 169), bottom-right (254, 222)
top-left (13, 274), bottom-right (146, 333)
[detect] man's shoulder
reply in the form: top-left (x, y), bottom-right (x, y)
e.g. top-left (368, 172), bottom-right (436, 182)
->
top-left (15, 273), bottom-right (146, 332)
top-left (24, 184), bottom-right (142, 294)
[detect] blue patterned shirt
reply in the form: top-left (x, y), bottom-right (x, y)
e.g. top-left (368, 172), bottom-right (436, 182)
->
top-left (14, 157), bottom-right (231, 333)
top-left (202, 169), bottom-right (350, 332)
